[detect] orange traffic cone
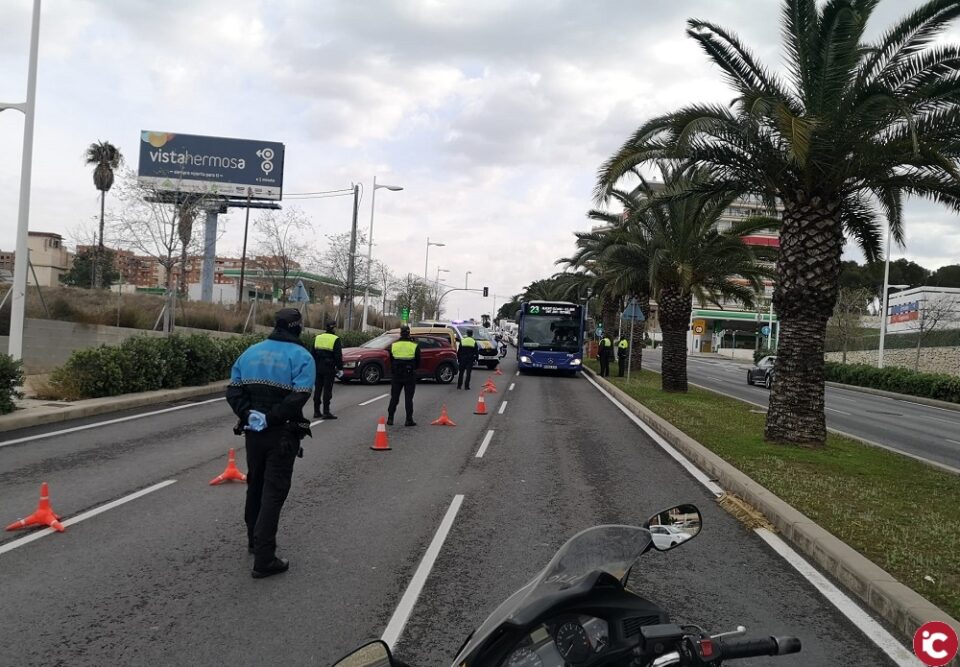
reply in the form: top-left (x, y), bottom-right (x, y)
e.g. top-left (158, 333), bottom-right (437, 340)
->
top-left (371, 416), bottom-right (391, 451)
top-left (6, 482), bottom-right (65, 532)
top-left (431, 404), bottom-right (457, 426)
top-left (495, 367), bottom-right (503, 376)
top-left (474, 393), bottom-right (488, 415)
top-left (483, 379), bottom-right (498, 393)
top-left (209, 448), bottom-right (247, 485)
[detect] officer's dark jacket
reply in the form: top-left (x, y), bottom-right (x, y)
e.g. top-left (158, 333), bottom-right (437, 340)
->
top-left (226, 329), bottom-right (316, 428)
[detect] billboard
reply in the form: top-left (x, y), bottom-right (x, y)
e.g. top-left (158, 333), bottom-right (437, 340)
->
top-left (137, 131), bottom-right (284, 200)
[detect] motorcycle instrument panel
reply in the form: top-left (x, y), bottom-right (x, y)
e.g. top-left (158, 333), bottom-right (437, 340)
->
top-left (503, 616), bottom-right (609, 667)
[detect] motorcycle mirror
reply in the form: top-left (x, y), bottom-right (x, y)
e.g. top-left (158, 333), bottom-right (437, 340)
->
top-left (332, 640), bottom-right (395, 667)
top-left (645, 504), bottom-right (702, 552)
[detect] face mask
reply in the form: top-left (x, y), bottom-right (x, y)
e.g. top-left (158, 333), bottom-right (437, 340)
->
top-left (288, 325), bottom-right (303, 338)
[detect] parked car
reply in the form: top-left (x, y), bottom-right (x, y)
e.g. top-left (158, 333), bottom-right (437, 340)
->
top-left (649, 524), bottom-right (692, 549)
top-left (747, 355), bottom-right (777, 389)
top-left (340, 327), bottom-right (459, 385)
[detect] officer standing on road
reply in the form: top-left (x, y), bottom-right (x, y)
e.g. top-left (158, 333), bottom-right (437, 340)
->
top-left (226, 308), bottom-right (315, 579)
top-left (617, 336), bottom-right (629, 377)
top-left (312, 321), bottom-right (343, 419)
top-left (456, 328), bottom-right (479, 390)
top-left (387, 325), bottom-right (420, 426)
top-left (598, 332), bottom-right (613, 377)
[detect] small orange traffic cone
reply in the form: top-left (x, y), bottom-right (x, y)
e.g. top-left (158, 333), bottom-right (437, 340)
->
top-left (495, 367), bottom-right (503, 376)
top-left (6, 482), bottom-right (64, 532)
top-left (483, 379), bottom-right (498, 393)
top-left (431, 404), bottom-right (457, 426)
top-left (371, 416), bottom-right (391, 451)
top-left (209, 448), bottom-right (247, 485)
top-left (474, 393), bottom-right (488, 415)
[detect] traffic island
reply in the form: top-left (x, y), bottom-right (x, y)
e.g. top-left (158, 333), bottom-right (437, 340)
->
top-left (583, 362), bottom-right (960, 642)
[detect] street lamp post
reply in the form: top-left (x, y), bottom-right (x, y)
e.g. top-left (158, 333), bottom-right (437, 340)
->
top-left (465, 270), bottom-right (472, 289)
top-left (877, 283), bottom-right (910, 368)
top-left (434, 267), bottom-right (449, 319)
top-left (360, 176), bottom-right (403, 332)
top-left (422, 237), bottom-right (445, 320)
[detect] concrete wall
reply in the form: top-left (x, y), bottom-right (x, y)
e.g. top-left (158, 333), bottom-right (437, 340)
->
top-left (825, 346), bottom-right (960, 376)
top-left (1, 318), bottom-right (245, 374)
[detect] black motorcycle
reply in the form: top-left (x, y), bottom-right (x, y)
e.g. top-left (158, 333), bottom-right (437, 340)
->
top-left (334, 504), bottom-right (801, 667)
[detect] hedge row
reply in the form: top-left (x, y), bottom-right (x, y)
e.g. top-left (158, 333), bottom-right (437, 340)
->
top-left (0, 354), bottom-right (25, 414)
top-left (824, 361), bottom-right (960, 404)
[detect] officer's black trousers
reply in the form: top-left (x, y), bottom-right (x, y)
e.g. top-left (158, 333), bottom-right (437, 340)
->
top-left (388, 372), bottom-right (416, 421)
top-left (457, 361), bottom-right (473, 389)
top-left (245, 429), bottom-right (298, 569)
top-left (599, 354), bottom-right (611, 377)
top-left (618, 352), bottom-right (627, 377)
top-left (313, 367), bottom-right (336, 414)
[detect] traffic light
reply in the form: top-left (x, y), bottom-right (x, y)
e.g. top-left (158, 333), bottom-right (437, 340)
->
top-left (483, 286), bottom-right (489, 297)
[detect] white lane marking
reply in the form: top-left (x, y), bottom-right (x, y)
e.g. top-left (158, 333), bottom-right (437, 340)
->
top-left (825, 407), bottom-right (852, 416)
top-left (0, 398), bottom-right (225, 448)
top-left (583, 374), bottom-right (723, 496)
top-left (0, 480), bottom-right (177, 556)
top-left (509, 383), bottom-right (516, 391)
top-left (475, 430), bottom-right (495, 458)
top-left (498, 401), bottom-right (508, 415)
top-left (754, 529), bottom-right (922, 667)
top-left (381, 494), bottom-right (464, 649)
top-left (706, 375), bottom-right (724, 382)
top-left (946, 438), bottom-right (960, 446)
top-left (359, 393), bottom-right (390, 406)
top-left (310, 419), bottom-right (325, 427)
top-left (898, 400), bottom-right (960, 414)
top-left (515, 371), bottom-right (520, 376)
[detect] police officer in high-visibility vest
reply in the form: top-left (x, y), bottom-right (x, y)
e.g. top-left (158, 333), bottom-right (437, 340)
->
top-left (598, 333), bottom-right (613, 377)
top-left (456, 329), bottom-right (479, 390)
top-left (387, 326), bottom-right (421, 426)
top-left (617, 337), bottom-right (629, 377)
top-left (312, 321), bottom-right (343, 419)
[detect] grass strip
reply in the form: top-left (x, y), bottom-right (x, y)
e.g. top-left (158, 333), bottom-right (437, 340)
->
top-left (585, 359), bottom-right (960, 618)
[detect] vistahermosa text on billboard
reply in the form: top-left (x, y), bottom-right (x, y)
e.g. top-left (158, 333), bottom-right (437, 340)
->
top-left (137, 131), bottom-right (284, 200)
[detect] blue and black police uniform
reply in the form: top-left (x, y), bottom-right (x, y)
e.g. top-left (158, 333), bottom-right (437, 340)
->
top-left (226, 308), bottom-right (315, 578)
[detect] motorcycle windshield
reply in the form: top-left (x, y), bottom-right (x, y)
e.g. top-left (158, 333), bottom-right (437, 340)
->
top-left (455, 526), bottom-right (651, 664)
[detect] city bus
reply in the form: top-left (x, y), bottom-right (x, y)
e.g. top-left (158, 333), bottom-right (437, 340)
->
top-left (515, 301), bottom-right (585, 374)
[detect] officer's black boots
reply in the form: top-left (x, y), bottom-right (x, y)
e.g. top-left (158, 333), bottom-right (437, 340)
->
top-left (252, 557), bottom-right (289, 579)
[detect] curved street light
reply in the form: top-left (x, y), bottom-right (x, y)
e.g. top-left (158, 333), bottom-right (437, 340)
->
top-left (361, 176), bottom-right (403, 331)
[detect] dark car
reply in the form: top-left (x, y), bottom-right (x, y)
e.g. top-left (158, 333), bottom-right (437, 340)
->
top-left (747, 355), bottom-right (777, 389)
top-left (340, 327), bottom-right (459, 385)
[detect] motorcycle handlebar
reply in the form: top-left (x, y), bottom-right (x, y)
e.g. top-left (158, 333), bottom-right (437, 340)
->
top-left (718, 635), bottom-right (801, 660)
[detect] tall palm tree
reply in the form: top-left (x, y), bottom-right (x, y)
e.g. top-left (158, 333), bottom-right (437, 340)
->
top-left (85, 141), bottom-right (123, 289)
top-left (596, 0), bottom-right (960, 441)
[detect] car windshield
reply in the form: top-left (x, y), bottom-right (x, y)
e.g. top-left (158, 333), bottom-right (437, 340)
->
top-left (360, 333), bottom-right (398, 349)
top-left (521, 316), bottom-right (581, 352)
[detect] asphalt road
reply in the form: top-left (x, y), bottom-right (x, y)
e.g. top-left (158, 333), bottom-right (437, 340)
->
top-left (0, 359), bottom-right (911, 666)
top-left (641, 349), bottom-right (960, 471)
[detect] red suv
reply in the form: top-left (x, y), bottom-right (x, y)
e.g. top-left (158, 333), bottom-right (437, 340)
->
top-left (340, 327), bottom-right (459, 385)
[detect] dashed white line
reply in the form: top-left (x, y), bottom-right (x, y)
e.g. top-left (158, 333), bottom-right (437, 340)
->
top-left (0, 398), bottom-right (225, 448)
top-left (509, 383), bottom-right (516, 391)
top-left (0, 480), bottom-right (177, 556)
top-left (498, 401), bottom-right (508, 415)
top-left (309, 418), bottom-right (325, 427)
top-left (946, 438), bottom-right (960, 446)
top-left (381, 494), bottom-right (464, 649)
top-left (706, 375), bottom-right (724, 382)
top-left (825, 407), bottom-right (852, 416)
top-left (475, 430), bottom-right (495, 458)
top-left (515, 371), bottom-right (520, 376)
top-left (359, 393), bottom-right (390, 406)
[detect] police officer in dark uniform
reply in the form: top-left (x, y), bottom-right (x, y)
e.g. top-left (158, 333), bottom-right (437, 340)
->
top-left (456, 329), bottom-right (479, 390)
top-left (598, 333), bottom-right (613, 377)
top-left (312, 321), bottom-right (343, 419)
top-left (226, 308), bottom-right (315, 579)
top-left (387, 325), bottom-right (420, 426)
top-left (617, 337), bottom-right (629, 377)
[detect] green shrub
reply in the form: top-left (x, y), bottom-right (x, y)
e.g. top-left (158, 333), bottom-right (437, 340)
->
top-left (117, 336), bottom-right (166, 393)
top-left (824, 361), bottom-right (960, 404)
top-left (0, 353), bottom-right (25, 414)
top-left (51, 346), bottom-right (125, 399)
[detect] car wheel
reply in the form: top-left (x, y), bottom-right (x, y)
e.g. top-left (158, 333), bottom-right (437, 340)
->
top-left (435, 362), bottom-right (456, 384)
top-left (764, 373), bottom-right (773, 390)
top-left (746, 372), bottom-right (753, 385)
top-left (360, 363), bottom-right (382, 385)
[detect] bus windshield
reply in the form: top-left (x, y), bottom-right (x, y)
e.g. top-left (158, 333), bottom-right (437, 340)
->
top-left (521, 315), bottom-right (581, 352)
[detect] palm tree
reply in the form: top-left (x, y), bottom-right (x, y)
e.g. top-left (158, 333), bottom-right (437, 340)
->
top-left (85, 141), bottom-right (123, 289)
top-left (596, 0), bottom-right (960, 441)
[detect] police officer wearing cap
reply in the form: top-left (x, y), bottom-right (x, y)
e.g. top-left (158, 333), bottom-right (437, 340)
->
top-left (226, 308), bottom-right (315, 579)
top-left (456, 329), bottom-right (479, 390)
top-left (387, 325), bottom-right (420, 426)
top-left (598, 333), bottom-right (613, 377)
top-left (312, 321), bottom-right (343, 419)
top-left (617, 337), bottom-right (629, 377)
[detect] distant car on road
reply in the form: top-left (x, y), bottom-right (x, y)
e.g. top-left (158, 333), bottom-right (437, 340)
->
top-left (340, 327), bottom-right (458, 385)
top-left (649, 524), bottom-right (692, 549)
top-left (747, 355), bottom-right (777, 389)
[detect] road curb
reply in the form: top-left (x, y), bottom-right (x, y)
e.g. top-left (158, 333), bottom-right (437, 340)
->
top-left (583, 366), bottom-right (960, 645)
top-left (0, 381), bottom-right (230, 434)
top-left (825, 380), bottom-right (960, 412)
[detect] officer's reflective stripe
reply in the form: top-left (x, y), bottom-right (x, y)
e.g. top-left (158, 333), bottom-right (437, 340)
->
top-left (460, 337), bottom-right (477, 348)
top-left (618, 340), bottom-right (628, 349)
top-left (392, 340), bottom-right (418, 359)
top-left (314, 333), bottom-right (339, 351)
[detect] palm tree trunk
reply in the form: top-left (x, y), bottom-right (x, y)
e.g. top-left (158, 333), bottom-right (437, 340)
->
top-left (627, 294), bottom-right (650, 375)
top-left (764, 197), bottom-right (842, 446)
top-left (95, 190), bottom-right (105, 289)
top-left (658, 286), bottom-right (692, 392)
top-left (600, 295), bottom-right (619, 337)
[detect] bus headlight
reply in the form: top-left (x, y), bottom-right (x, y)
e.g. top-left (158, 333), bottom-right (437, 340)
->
top-left (520, 356), bottom-right (532, 364)
top-left (570, 358), bottom-right (582, 366)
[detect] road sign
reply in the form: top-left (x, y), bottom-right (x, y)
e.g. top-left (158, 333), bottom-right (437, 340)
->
top-left (693, 324), bottom-right (705, 335)
top-left (621, 300), bottom-right (646, 322)
top-left (290, 280), bottom-right (309, 303)
top-left (761, 325), bottom-right (771, 336)
top-left (137, 131), bottom-right (285, 200)
top-left (400, 306), bottom-right (410, 323)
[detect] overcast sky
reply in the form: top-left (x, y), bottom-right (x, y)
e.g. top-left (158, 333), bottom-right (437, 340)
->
top-left (2, 0), bottom-right (959, 319)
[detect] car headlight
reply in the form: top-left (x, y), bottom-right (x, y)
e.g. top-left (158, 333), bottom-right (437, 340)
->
top-left (570, 358), bottom-right (582, 366)
top-left (343, 361), bottom-right (358, 369)
top-left (520, 356), bottom-right (531, 363)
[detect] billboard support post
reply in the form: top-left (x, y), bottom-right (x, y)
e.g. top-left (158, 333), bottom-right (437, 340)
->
top-left (200, 205), bottom-right (218, 302)
top-left (237, 188), bottom-right (252, 306)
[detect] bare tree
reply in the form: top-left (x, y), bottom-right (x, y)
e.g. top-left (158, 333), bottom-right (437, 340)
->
top-left (829, 287), bottom-right (872, 363)
top-left (393, 273), bottom-right (431, 323)
top-left (374, 260), bottom-right (395, 326)
top-left (899, 295), bottom-right (960, 370)
top-left (253, 207), bottom-right (313, 306)
top-left (312, 231), bottom-right (368, 321)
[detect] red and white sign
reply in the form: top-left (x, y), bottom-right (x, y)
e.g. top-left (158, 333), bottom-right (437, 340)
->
top-left (914, 621), bottom-right (959, 666)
